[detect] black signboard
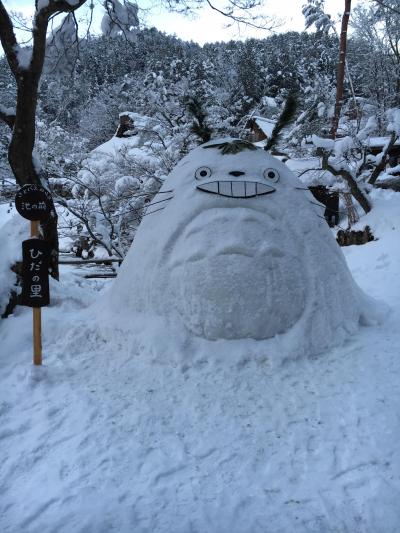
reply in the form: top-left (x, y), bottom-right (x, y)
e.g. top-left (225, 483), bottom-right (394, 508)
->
top-left (15, 184), bottom-right (53, 221)
top-left (21, 239), bottom-right (51, 307)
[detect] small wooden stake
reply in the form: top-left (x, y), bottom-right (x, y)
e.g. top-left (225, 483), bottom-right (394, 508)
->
top-left (33, 308), bottom-right (42, 365)
top-left (31, 220), bottom-right (42, 366)
top-left (31, 220), bottom-right (39, 238)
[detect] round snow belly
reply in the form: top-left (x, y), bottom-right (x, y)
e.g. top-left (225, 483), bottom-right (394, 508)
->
top-left (171, 253), bottom-right (305, 340)
top-left (166, 210), bottom-right (306, 340)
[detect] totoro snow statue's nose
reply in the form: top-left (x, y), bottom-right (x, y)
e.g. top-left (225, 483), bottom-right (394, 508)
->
top-left (196, 180), bottom-right (275, 198)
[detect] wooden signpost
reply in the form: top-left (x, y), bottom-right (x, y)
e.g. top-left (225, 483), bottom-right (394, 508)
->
top-left (15, 184), bottom-right (53, 366)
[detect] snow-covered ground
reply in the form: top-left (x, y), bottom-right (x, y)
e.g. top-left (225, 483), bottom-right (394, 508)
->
top-left (1, 189), bottom-right (400, 532)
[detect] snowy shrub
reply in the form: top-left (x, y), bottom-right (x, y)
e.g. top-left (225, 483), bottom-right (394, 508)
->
top-left (59, 111), bottom-right (199, 257)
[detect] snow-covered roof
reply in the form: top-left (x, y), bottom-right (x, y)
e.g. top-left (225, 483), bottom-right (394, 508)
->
top-left (92, 136), bottom-right (151, 159)
top-left (367, 136), bottom-right (400, 148)
top-left (77, 112), bottom-right (164, 188)
top-left (251, 116), bottom-right (276, 138)
top-left (119, 111), bottom-right (158, 131)
top-left (261, 96), bottom-right (278, 108)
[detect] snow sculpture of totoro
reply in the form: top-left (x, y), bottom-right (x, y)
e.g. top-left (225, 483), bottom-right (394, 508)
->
top-left (108, 138), bottom-right (381, 356)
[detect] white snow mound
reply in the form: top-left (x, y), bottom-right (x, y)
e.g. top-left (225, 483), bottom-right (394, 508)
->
top-left (104, 139), bottom-right (384, 358)
top-left (0, 212), bottom-right (28, 315)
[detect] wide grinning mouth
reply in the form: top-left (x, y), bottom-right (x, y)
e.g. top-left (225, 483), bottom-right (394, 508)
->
top-left (196, 180), bottom-right (275, 198)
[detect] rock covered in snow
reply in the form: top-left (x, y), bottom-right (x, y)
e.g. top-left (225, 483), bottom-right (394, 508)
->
top-left (106, 138), bottom-right (382, 357)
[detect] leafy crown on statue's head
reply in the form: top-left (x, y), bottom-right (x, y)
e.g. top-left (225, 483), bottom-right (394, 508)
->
top-left (203, 139), bottom-right (257, 155)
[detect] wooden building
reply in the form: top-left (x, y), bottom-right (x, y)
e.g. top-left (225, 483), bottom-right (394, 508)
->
top-left (246, 116), bottom-right (276, 143)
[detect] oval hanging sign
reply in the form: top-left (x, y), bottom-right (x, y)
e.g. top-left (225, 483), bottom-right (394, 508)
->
top-left (15, 184), bottom-right (53, 221)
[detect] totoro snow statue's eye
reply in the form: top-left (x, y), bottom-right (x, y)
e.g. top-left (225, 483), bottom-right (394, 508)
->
top-left (263, 168), bottom-right (280, 183)
top-left (195, 167), bottom-right (212, 180)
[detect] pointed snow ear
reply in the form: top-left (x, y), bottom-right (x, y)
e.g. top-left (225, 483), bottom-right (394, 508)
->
top-left (264, 94), bottom-right (297, 152)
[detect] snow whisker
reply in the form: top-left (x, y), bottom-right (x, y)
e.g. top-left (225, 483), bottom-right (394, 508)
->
top-left (116, 189), bottom-right (174, 201)
top-left (309, 200), bottom-right (325, 209)
top-left (142, 206), bottom-right (166, 217)
top-left (145, 196), bottom-right (174, 209)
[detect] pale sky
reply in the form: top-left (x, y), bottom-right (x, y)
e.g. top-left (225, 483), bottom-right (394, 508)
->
top-left (3, 0), bottom-right (362, 45)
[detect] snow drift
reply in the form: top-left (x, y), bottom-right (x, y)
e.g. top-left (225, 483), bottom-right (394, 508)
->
top-left (0, 211), bottom-right (28, 316)
top-left (105, 139), bottom-right (383, 358)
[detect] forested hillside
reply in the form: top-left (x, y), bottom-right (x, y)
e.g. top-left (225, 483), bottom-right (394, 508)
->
top-left (2, 3), bottom-right (399, 258)
top-left (1, 4), bottom-right (398, 181)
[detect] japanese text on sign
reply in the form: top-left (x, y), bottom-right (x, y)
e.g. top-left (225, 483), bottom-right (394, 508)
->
top-left (21, 239), bottom-right (51, 307)
top-left (15, 184), bottom-right (53, 221)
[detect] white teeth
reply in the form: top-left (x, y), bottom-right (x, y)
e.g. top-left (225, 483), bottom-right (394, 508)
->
top-left (232, 181), bottom-right (246, 197)
top-left (197, 181), bottom-right (275, 197)
top-left (218, 181), bottom-right (232, 196)
top-left (244, 182), bottom-right (256, 197)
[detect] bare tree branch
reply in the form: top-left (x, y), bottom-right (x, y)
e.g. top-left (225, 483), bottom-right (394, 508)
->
top-left (373, 0), bottom-right (400, 16)
top-left (368, 131), bottom-right (398, 185)
top-left (322, 154), bottom-right (371, 214)
top-left (0, 1), bottom-right (19, 74)
top-left (204, 0), bottom-right (273, 30)
top-left (37, 0), bottom-right (88, 17)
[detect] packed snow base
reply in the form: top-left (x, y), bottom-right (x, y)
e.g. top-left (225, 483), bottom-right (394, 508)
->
top-left (0, 207), bottom-right (28, 316)
top-left (106, 139), bottom-right (380, 358)
top-left (0, 189), bottom-right (400, 532)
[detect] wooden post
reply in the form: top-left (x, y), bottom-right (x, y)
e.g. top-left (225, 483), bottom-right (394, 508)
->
top-left (31, 220), bottom-right (39, 238)
top-left (31, 220), bottom-right (42, 366)
top-left (33, 308), bottom-right (42, 365)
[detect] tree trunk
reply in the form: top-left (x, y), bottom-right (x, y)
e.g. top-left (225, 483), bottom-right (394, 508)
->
top-left (8, 79), bottom-right (40, 184)
top-left (8, 75), bottom-right (60, 279)
top-left (1, 1), bottom-right (90, 281)
top-left (330, 0), bottom-right (351, 139)
top-left (323, 158), bottom-right (371, 215)
top-left (328, 0), bottom-right (371, 217)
